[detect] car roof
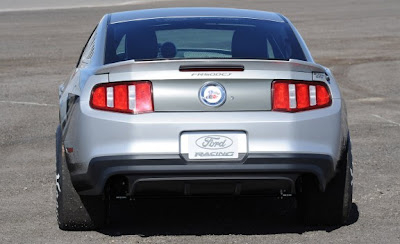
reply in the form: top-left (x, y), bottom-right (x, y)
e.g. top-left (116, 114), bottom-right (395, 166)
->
top-left (109, 7), bottom-right (285, 24)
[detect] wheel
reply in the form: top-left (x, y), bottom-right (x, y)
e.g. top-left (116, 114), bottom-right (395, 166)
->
top-left (56, 125), bottom-right (106, 230)
top-left (297, 141), bottom-right (353, 226)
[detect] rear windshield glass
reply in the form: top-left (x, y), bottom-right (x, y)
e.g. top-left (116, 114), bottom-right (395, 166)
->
top-left (104, 17), bottom-right (306, 64)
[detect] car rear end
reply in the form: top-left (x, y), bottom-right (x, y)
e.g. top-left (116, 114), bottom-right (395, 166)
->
top-left (63, 10), bottom-right (346, 199)
top-left (66, 66), bottom-right (345, 199)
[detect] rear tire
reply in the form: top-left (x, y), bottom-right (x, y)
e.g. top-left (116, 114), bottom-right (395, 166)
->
top-left (56, 125), bottom-right (106, 230)
top-left (297, 141), bottom-right (353, 226)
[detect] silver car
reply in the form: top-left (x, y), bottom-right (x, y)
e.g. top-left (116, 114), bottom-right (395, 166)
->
top-left (56, 7), bottom-right (353, 230)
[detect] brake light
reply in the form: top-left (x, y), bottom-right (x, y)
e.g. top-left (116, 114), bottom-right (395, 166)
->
top-left (90, 81), bottom-right (153, 114)
top-left (272, 80), bottom-right (331, 112)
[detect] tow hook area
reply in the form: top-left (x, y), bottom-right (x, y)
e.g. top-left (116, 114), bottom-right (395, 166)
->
top-left (105, 175), bottom-right (295, 199)
top-left (107, 176), bottom-right (129, 200)
top-left (279, 189), bottom-right (292, 199)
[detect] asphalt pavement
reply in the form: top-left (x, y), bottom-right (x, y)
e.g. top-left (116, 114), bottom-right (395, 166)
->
top-left (0, 0), bottom-right (399, 243)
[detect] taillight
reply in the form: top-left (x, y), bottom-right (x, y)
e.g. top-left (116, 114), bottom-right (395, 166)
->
top-left (90, 81), bottom-right (153, 114)
top-left (272, 80), bottom-right (331, 112)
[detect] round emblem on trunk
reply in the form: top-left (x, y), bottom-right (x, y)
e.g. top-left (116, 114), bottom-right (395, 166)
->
top-left (199, 82), bottom-right (226, 107)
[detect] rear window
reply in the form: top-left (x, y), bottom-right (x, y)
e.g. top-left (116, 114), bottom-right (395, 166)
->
top-left (104, 17), bottom-right (306, 64)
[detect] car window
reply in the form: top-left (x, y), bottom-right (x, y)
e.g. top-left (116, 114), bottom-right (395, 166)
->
top-left (104, 17), bottom-right (306, 64)
top-left (156, 29), bottom-right (233, 58)
top-left (77, 26), bottom-right (97, 68)
top-left (116, 34), bottom-right (126, 55)
top-left (266, 39), bottom-right (275, 59)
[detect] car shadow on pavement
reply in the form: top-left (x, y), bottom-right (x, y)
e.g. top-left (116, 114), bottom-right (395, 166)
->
top-left (98, 197), bottom-right (359, 236)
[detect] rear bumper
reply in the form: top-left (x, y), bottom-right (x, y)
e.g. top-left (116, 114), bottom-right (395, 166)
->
top-left (70, 153), bottom-right (335, 196)
top-left (64, 98), bottom-right (344, 174)
top-left (64, 96), bottom-right (345, 196)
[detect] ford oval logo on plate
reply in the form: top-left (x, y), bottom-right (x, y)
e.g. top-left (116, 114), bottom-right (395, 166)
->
top-left (199, 82), bottom-right (226, 107)
top-left (195, 135), bottom-right (233, 150)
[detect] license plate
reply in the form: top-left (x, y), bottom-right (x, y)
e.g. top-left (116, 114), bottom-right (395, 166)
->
top-left (181, 132), bottom-right (247, 160)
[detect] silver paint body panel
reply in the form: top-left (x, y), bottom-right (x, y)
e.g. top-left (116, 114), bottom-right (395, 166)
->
top-left (153, 78), bottom-right (271, 111)
top-left (58, 8), bottom-right (349, 194)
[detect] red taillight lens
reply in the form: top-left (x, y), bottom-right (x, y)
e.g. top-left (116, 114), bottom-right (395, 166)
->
top-left (316, 84), bottom-right (330, 106)
top-left (91, 86), bottom-right (106, 108)
top-left (272, 82), bottom-right (289, 110)
top-left (272, 80), bottom-right (331, 112)
top-left (90, 81), bottom-right (153, 114)
top-left (295, 83), bottom-right (310, 109)
top-left (114, 84), bottom-right (128, 111)
top-left (135, 82), bottom-right (153, 113)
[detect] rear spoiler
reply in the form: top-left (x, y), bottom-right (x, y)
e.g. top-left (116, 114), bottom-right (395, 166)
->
top-left (95, 59), bottom-right (327, 76)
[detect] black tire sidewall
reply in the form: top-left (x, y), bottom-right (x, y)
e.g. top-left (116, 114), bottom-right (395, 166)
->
top-left (341, 145), bottom-right (353, 223)
top-left (297, 139), bottom-right (353, 226)
top-left (55, 125), bottom-right (105, 230)
top-left (55, 125), bottom-right (64, 224)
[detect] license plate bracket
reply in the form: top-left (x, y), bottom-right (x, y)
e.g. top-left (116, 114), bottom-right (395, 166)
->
top-left (180, 131), bottom-right (247, 160)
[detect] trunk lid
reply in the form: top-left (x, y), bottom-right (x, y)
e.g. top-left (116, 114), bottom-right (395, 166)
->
top-left (96, 59), bottom-right (326, 112)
